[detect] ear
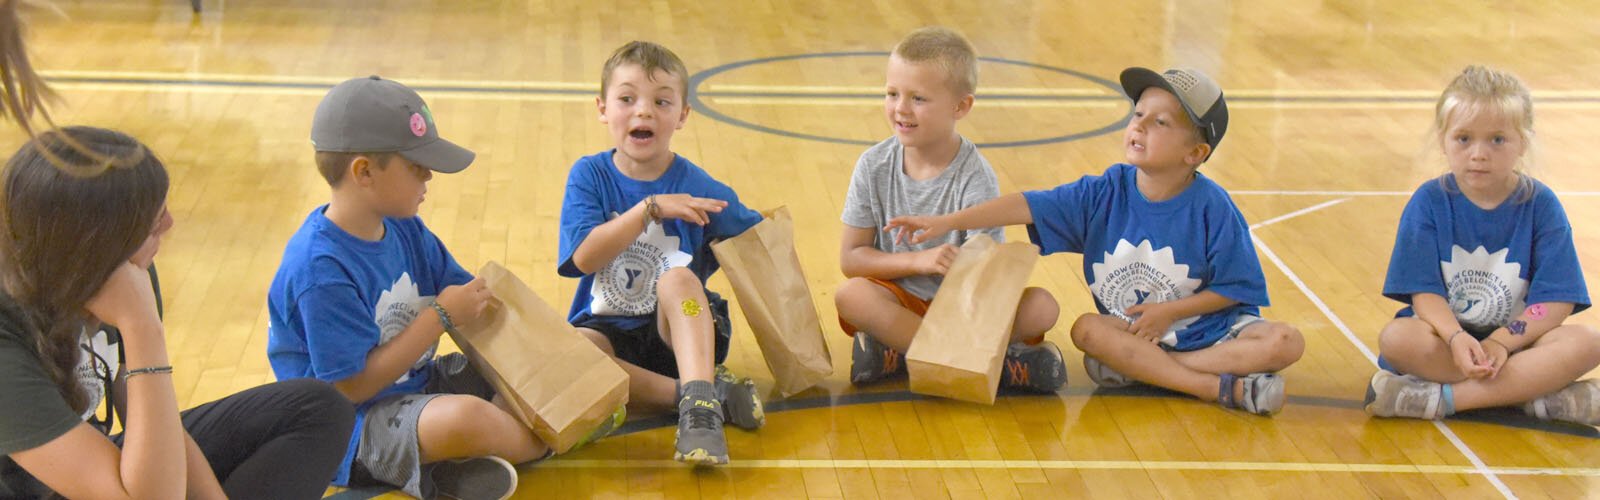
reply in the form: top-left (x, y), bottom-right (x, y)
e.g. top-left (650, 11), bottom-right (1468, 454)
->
top-left (676, 102), bottom-right (692, 130)
top-left (1185, 142), bottom-right (1212, 167)
top-left (596, 96), bottom-right (609, 123)
top-left (953, 93), bottom-right (975, 120)
top-left (349, 155), bottom-right (375, 186)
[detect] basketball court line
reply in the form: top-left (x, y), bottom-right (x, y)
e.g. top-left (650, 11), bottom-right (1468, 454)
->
top-left (1251, 219), bottom-right (1517, 497)
top-left (1250, 198), bottom-right (1350, 230)
top-left (531, 459), bottom-right (1600, 476)
top-left (1233, 190), bottom-right (1600, 197)
top-left (38, 70), bottom-right (1600, 107)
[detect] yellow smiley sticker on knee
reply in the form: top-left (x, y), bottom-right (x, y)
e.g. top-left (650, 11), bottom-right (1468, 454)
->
top-left (681, 299), bottom-right (701, 317)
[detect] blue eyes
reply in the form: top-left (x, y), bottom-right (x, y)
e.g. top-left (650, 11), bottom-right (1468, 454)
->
top-left (1455, 135), bottom-right (1510, 145)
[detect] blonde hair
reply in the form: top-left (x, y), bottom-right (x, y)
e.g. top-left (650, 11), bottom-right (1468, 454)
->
top-left (1429, 65), bottom-right (1537, 202)
top-left (892, 26), bottom-right (977, 96)
top-left (600, 41), bottom-right (689, 102)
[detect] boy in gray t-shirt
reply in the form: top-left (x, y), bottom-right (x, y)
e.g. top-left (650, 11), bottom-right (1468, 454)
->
top-left (834, 27), bottom-right (1067, 393)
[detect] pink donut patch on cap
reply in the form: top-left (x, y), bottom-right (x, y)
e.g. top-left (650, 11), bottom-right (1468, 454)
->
top-left (409, 113), bottom-right (427, 137)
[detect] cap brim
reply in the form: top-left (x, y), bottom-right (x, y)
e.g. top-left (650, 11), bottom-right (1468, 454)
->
top-left (1119, 67), bottom-right (1203, 127)
top-left (399, 137), bottom-right (474, 174)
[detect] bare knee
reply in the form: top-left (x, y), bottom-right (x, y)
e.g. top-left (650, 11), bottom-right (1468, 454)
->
top-left (656, 266), bottom-right (702, 298)
top-left (834, 277), bottom-right (881, 322)
top-left (1259, 322), bottom-right (1304, 370)
top-left (1581, 325), bottom-right (1600, 361)
top-left (1377, 317), bottom-right (1433, 357)
top-left (1013, 287), bottom-right (1061, 338)
top-left (420, 396), bottom-right (513, 461)
top-left (1554, 324), bottom-right (1600, 365)
top-left (1069, 313), bottom-right (1108, 352)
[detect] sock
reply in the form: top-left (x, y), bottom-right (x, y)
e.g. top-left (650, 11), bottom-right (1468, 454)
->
top-left (680, 380), bottom-right (715, 408)
top-left (1441, 383), bottom-right (1456, 417)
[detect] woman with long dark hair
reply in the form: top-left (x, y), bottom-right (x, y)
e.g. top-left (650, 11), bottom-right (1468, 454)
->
top-left (0, 127), bottom-right (354, 498)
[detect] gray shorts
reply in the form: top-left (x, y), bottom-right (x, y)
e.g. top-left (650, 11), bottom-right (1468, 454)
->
top-left (1162, 314), bottom-right (1265, 352)
top-left (349, 352), bottom-right (496, 498)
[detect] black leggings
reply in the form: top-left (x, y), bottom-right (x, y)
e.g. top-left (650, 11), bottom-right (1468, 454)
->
top-left (115, 378), bottom-right (354, 499)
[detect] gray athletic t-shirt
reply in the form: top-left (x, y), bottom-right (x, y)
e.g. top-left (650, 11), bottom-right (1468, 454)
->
top-left (841, 136), bottom-right (1004, 301)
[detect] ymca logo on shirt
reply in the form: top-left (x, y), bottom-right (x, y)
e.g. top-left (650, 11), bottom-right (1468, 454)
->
top-left (1440, 245), bottom-right (1528, 332)
top-left (1090, 239), bottom-right (1203, 345)
top-left (593, 215), bottom-right (692, 316)
top-left (374, 272), bottom-right (436, 383)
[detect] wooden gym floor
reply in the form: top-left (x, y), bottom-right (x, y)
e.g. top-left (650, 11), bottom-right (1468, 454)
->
top-left (4, 1), bottom-right (1597, 498)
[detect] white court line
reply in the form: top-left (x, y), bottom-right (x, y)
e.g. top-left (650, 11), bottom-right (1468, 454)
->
top-left (1251, 222), bottom-right (1517, 498)
top-left (1233, 190), bottom-right (1600, 197)
top-left (1250, 198), bottom-right (1350, 230)
top-left (46, 82), bottom-right (596, 102)
top-left (704, 83), bottom-right (1111, 96)
top-left (703, 96), bottom-right (1121, 108)
top-left (40, 69), bottom-right (595, 90)
top-left (539, 458), bottom-right (1600, 476)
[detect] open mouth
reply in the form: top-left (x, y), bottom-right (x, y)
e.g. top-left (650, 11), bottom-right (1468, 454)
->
top-left (629, 128), bottom-right (655, 140)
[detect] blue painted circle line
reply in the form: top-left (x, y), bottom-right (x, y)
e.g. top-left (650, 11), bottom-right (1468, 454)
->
top-left (687, 51), bottom-right (1132, 148)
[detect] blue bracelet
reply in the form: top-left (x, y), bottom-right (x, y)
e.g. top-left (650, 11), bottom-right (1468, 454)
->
top-left (430, 300), bottom-right (458, 335)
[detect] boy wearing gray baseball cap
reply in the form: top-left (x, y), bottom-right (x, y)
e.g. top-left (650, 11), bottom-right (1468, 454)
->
top-left (265, 76), bottom-right (552, 499)
top-left (884, 67), bottom-right (1305, 416)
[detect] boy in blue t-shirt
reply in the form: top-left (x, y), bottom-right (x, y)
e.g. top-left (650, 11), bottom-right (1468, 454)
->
top-left (887, 68), bottom-right (1305, 416)
top-left (1367, 66), bottom-right (1599, 426)
top-left (267, 76), bottom-right (551, 499)
top-left (559, 41), bottom-right (765, 467)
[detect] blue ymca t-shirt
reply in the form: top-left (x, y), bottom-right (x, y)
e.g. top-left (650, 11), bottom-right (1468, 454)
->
top-left (558, 150), bottom-right (762, 330)
top-left (1023, 164), bottom-right (1269, 351)
top-left (266, 206), bottom-right (473, 485)
top-left (1383, 175), bottom-right (1589, 335)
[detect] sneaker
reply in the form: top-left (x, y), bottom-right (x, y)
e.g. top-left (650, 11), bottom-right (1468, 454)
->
top-left (1000, 341), bottom-right (1068, 393)
top-left (569, 403), bottom-right (627, 451)
top-left (1221, 372), bottom-right (1287, 416)
top-left (1525, 379), bottom-right (1600, 426)
top-left (1363, 370), bottom-right (1445, 419)
top-left (1083, 354), bottom-right (1135, 388)
top-left (850, 333), bottom-right (906, 385)
top-left (432, 455), bottom-right (517, 500)
top-left (715, 365), bottom-right (765, 430)
top-left (674, 380), bottom-right (729, 466)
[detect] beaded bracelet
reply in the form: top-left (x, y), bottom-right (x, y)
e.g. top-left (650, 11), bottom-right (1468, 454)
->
top-left (125, 365), bottom-right (173, 379)
top-left (1447, 330), bottom-right (1469, 344)
top-left (645, 195), bottom-right (661, 224)
top-left (430, 300), bottom-right (458, 335)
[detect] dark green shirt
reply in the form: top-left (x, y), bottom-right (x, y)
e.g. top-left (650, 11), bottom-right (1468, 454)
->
top-left (0, 296), bottom-right (93, 497)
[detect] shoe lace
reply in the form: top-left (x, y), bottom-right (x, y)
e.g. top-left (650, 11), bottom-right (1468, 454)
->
top-left (1006, 358), bottom-right (1029, 386)
top-left (685, 405), bottom-right (720, 431)
top-left (883, 348), bottom-right (900, 374)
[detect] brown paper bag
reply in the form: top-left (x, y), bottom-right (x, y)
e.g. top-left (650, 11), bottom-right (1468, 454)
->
top-left (906, 235), bottom-right (1039, 405)
top-left (711, 206), bottom-right (833, 397)
top-left (447, 261), bottom-right (630, 453)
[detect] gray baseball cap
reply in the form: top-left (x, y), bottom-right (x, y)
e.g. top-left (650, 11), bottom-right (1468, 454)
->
top-left (1120, 67), bottom-right (1228, 161)
top-left (311, 75), bottom-right (474, 173)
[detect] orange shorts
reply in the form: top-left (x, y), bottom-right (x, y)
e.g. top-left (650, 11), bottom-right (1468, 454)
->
top-left (837, 277), bottom-right (1044, 346)
top-left (837, 278), bottom-right (929, 337)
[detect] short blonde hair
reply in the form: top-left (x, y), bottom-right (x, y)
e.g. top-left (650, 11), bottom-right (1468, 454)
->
top-left (1429, 65), bottom-right (1537, 202)
top-left (601, 41), bottom-right (690, 102)
top-left (892, 27), bottom-right (978, 96)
